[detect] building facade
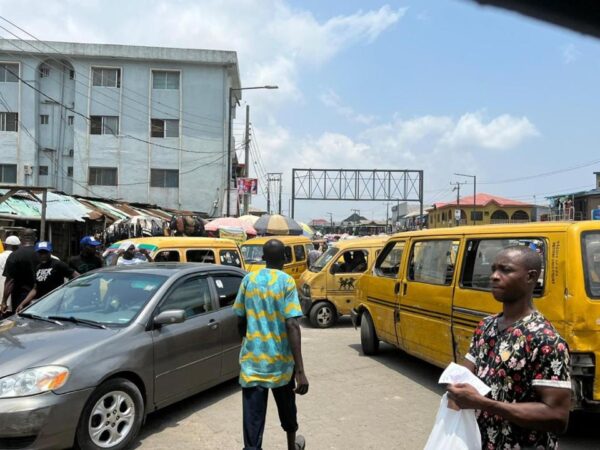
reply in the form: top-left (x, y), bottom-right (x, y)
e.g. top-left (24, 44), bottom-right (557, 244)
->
top-left (0, 40), bottom-right (241, 214)
top-left (428, 193), bottom-right (534, 228)
top-left (547, 172), bottom-right (600, 221)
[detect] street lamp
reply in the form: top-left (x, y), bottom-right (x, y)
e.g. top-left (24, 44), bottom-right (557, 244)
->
top-left (454, 173), bottom-right (477, 225)
top-left (226, 85), bottom-right (278, 217)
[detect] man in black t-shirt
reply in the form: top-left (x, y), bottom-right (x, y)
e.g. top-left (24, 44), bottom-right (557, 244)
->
top-left (1, 229), bottom-right (40, 313)
top-left (17, 241), bottom-right (79, 312)
top-left (69, 236), bottom-right (103, 274)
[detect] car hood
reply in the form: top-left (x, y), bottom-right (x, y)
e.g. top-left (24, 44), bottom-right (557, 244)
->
top-left (0, 317), bottom-right (120, 377)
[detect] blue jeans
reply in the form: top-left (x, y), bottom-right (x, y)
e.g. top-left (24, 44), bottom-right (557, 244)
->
top-left (242, 377), bottom-right (298, 450)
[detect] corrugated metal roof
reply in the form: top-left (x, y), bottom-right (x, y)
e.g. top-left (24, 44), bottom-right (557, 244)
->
top-left (0, 190), bottom-right (92, 222)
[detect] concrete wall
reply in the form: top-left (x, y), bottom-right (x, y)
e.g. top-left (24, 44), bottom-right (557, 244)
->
top-left (0, 43), bottom-right (237, 214)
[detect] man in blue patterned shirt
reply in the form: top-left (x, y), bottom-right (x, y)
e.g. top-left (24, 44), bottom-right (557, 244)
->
top-left (234, 239), bottom-right (309, 450)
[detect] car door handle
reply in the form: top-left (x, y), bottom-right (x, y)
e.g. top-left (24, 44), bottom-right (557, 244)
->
top-left (394, 282), bottom-right (400, 294)
top-left (208, 319), bottom-right (219, 330)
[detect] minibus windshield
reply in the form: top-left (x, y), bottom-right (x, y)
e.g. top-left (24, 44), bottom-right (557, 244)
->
top-left (310, 247), bottom-right (338, 272)
top-left (241, 245), bottom-right (264, 264)
top-left (583, 232), bottom-right (600, 299)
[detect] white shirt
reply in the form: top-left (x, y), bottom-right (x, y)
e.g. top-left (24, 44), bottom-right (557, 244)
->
top-left (117, 256), bottom-right (147, 266)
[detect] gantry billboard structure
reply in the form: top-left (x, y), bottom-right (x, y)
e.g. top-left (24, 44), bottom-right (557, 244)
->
top-left (291, 169), bottom-right (424, 226)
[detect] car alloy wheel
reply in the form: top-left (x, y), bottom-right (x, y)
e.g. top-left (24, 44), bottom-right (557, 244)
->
top-left (88, 390), bottom-right (135, 448)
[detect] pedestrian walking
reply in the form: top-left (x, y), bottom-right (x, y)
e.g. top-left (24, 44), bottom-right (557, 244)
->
top-left (0, 235), bottom-right (21, 316)
top-left (233, 239), bottom-right (309, 450)
top-left (447, 246), bottom-right (571, 449)
top-left (17, 241), bottom-right (79, 312)
top-left (1, 229), bottom-right (40, 314)
top-left (69, 235), bottom-right (103, 274)
top-left (307, 242), bottom-right (322, 267)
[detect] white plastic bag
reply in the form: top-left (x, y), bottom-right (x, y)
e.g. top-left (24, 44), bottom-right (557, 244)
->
top-left (423, 393), bottom-right (481, 450)
top-left (424, 363), bottom-right (490, 450)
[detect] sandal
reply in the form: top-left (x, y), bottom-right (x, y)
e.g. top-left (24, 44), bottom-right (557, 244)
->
top-left (295, 435), bottom-right (306, 450)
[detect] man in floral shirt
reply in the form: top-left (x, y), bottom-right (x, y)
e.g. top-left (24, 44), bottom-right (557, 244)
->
top-left (448, 246), bottom-right (571, 449)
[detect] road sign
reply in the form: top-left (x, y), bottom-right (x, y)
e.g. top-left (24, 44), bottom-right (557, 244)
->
top-left (592, 209), bottom-right (600, 220)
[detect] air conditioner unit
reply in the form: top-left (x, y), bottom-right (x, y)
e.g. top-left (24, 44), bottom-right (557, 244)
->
top-left (23, 165), bottom-right (33, 176)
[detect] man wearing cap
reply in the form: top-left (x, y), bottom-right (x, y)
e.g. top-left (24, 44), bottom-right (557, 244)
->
top-left (111, 241), bottom-right (154, 266)
top-left (0, 235), bottom-right (20, 315)
top-left (69, 236), bottom-right (103, 274)
top-left (17, 241), bottom-right (79, 312)
top-left (1, 229), bottom-right (40, 314)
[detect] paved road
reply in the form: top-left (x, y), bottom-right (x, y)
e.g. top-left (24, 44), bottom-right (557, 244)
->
top-left (134, 317), bottom-right (599, 449)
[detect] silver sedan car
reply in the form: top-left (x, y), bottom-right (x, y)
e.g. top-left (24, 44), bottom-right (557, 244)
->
top-left (0, 263), bottom-right (245, 450)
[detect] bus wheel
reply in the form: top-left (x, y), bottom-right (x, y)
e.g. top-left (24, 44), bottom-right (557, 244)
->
top-left (361, 311), bottom-right (379, 355)
top-left (309, 302), bottom-right (337, 328)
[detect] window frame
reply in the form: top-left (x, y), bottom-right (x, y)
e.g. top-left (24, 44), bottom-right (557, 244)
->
top-left (374, 240), bottom-right (406, 279)
top-left (91, 67), bottom-right (121, 88)
top-left (581, 232), bottom-right (600, 300)
top-left (151, 118), bottom-right (179, 138)
top-left (88, 167), bottom-right (118, 186)
top-left (0, 164), bottom-right (17, 183)
top-left (155, 274), bottom-right (215, 319)
top-left (89, 115), bottom-right (119, 135)
top-left (152, 70), bottom-right (180, 90)
top-left (407, 239), bottom-right (460, 287)
top-left (0, 63), bottom-right (19, 83)
top-left (210, 272), bottom-right (244, 309)
top-left (186, 249), bottom-right (217, 264)
top-left (150, 168), bottom-right (179, 188)
top-left (294, 244), bottom-right (306, 262)
top-left (331, 249), bottom-right (369, 274)
top-left (459, 236), bottom-right (547, 296)
top-left (38, 165), bottom-right (48, 176)
top-left (219, 249), bottom-right (243, 268)
top-left (40, 114), bottom-right (49, 125)
top-left (0, 112), bottom-right (18, 132)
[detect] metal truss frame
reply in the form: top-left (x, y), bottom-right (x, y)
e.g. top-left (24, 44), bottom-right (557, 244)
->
top-left (291, 169), bottom-right (424, 223)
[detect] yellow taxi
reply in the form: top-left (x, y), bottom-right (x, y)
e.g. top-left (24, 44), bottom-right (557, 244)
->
top-left (299, 236), bottom-right (387, 328)
top-left (352, 221), bottom-right (600, 410)
top-left (104, 237), bottom-right (244, 269)
top-left (241, 236), bottom-right (312, 282)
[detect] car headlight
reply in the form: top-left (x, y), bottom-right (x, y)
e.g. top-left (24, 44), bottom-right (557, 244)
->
top-left (302, 284), bottom-right (311, 297)
top-left (0, 366), bottom-right (70, 399)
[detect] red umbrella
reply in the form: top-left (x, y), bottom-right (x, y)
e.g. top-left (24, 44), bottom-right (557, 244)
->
top-left (205, 217), bottom-right (257, 236)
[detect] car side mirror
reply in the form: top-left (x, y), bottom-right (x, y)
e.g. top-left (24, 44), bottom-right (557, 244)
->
top-left (154, 310), bottom-right (186, 327)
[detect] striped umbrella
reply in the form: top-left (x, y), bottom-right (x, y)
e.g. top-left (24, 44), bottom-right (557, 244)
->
top-left (238, 214), bottom-right (259, 226)
top-left (254, 214), bottom-right (303, 236)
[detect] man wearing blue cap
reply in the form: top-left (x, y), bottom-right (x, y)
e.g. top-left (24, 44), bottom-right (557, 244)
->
top-left (17, 241), bottom-right (79, 312)
top-left (69, 236), bottom-right (103, 274)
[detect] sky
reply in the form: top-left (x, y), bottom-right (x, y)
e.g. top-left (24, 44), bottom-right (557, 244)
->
top-left (2, 0), bottom-right (600, 223)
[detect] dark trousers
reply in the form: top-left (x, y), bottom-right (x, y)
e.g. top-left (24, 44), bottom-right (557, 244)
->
top-left (242, 378), bottom-right (298, 450)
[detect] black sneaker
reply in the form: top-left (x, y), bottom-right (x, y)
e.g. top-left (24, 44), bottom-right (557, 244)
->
top-left (295, 435), bottom-right (306, 450)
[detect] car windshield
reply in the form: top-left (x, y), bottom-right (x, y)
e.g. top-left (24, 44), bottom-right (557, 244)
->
top-left (25, 271), bottom-right (168, 326)
top-left (241, 245), bottom-right (265, 264)
top-left (583, 232), bottom-right (600, 299)
top-left (310, 247), bottom-right (339, 272)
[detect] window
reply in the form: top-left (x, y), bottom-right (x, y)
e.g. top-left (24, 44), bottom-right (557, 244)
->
top-left (284, 246), bottom-right (293, 264)
top-left (212, 273), bottom-right (244, 308)
top-left (0, 112), bottom-right (18, 131)
top-left (219, 250), bottom-right (242, 267)
top-left (92, 67), bottom-right (121, 87)
top-left (0, 164), bottom-right (17, 183)
top-left (68, 116), bottom-right (74, 126)
top-left (374, 241), bottom-right (405, 278)
top-left (88, 167), bottom-right (117, 186)
top-left (470, 211), bottom-right (483, 221)
top-left (39, 166), bottom-right (48, 176)
top-left (69, 70), bottom-right (75, 80)
top-left (152, 70), bottom-right (180, 89)
top-left (0, 63), bottom-right (18, 82)
top-left (186, 249), bottom-right (216, 264)
top-left (150, 169), bottom-right (179, 188)
top-left (154, 251), bottom-right (181, 262)
top-left (332, 250), bottom-right (368, 274)
top-left (40, 114), bottom-right (49, 125)
top-left (90, 115), bottom-right (119, 135)
top-left (583, 232), bottom-right (600, 299)
top-left (151, 118), bottom-right (179, 138)
top-left (158, 276), bottom-right (213, 318)
top-left (408, 240), bottom-right (459, 286)
top-left (40, 65), bottom-right (50, 78)
top-left (294, 245), bottom-right (306, 262)
top-left (67, 166), bottom-right (73, 177)
top-left (461, 238), bottom-right (546, 295)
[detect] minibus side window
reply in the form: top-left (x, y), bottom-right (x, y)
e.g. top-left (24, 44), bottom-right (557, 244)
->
top-left (220, 249), bottom-right (242, 268)
top-left (460, 238), bottom-right (545, 295)
top-left (374, 241), bottom-right (405, 278)
top-left (155, 250), bottom-right (180, 262)
top-left (408, 240), bottom-right (459, 286)
top-left (331, 250), bottom-right (368, 274)
top-left (284, 246), bottom-right (293, 264)
top-left (187, 249), bottom-right (216, 264)
top-left (582, 232), bottom-right (600, 299)
top-left (294, 245), bottom-right (306, 262)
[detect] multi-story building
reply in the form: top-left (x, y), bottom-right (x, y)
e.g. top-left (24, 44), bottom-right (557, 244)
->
top-left (0, 40), bottom-right (241, 214)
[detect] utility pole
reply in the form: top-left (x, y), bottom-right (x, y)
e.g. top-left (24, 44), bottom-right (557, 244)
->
top-left (267, 173), bottom-right (283, 215)
top-left (326, 212), bottom-right (333, 231)
top-left (451, 181), bottom-right (467, 227)
top-left (454, 173), bottom-right (476, 225)
top-left (243, 105), bottom-right (250, 215)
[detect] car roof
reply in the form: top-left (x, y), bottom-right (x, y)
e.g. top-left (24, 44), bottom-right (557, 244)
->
top-left (243, 236), bottom-right (311, 245)
top-left (94, 263), bottom-right (246, 277)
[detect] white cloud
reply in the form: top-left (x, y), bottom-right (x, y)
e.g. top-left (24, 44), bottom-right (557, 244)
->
top-left (561, 43), bottom-right (581, 64)
top-left (320, 89), bottom-right (376, 125)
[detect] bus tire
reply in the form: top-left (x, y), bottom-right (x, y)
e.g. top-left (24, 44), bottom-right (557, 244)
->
top-left (309, 301), bottom-right (337, 328)
top-left (361, 311), bottom-right (379, 355)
